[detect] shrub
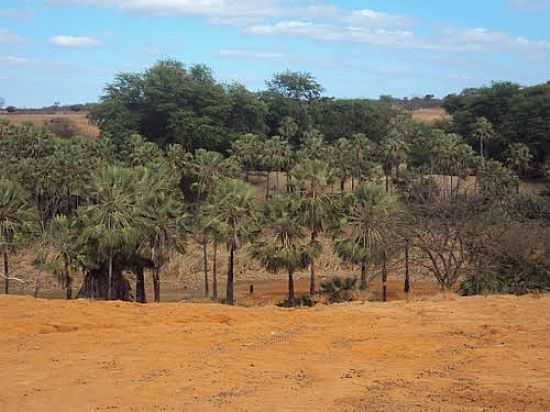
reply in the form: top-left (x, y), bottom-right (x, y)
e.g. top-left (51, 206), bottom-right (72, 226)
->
top-left (320, 276), bottom-right (358, 303)
top-left (277, 295), bottom-right (315, 308)
top-left (46, 117), bottom-right (79, 138)
top-left (5, 106), bottom-right (16, 113)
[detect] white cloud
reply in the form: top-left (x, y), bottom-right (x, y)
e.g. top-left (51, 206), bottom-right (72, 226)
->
top-left (0, 29), bottom-right (23, 44)
top-left (44, 0), bottom-right (550, 55)
top-left (509, 0), bottom-right (550, 10)
top-left (0, 9), bottom-right (33, 19)
top-left (0, 56), bottom-right (30, 65)
top-left (218, 48), bottom-right (285, 60)
top-left (49, 35), bottom-right (100, 47)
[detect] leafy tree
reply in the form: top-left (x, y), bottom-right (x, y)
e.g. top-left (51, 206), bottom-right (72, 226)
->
top-left (0, 179), bottom-right (36, 294)
top-left (47, 214), bottom-right (82, 299)
top-left (472, 117), bottom-right (496, 163)
top-left (207, 179), bottom-right (257, 305)
top-left (252, 194), bottom-right (315, 307)
top-left (505, 143), bottom-right (533, 178)
top-left (80, 166), bottom-right (144, 300)
top-left (291, 159), bottom-right (335, 295)
top-left (266, 70), bottom-right (323, 102)
top-left (335, 185), bottom-right (398, 290)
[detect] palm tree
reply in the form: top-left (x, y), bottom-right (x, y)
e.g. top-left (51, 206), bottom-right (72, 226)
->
top-left (291, 159), bottom-right (335, 295)
top-left (335, 184), bottom-right (398, 291)
top-left (231, 134), bottom-right (264, 182)
top-left (472, 117), bottom-right (496, 163)
top-left (207, 179), bottom-right (257, 305)
top-left (505, 143), bottom-right (532, 178)
top-left (0, 179), bottom-right (36, 294)
top-left (81, 166), bottom-right (143, 300)
top-left (381, 138), bottom-right (408, 192)
top-left (263, 137), bottom-right (291, 197)
top-left (139, 166), bottom-right (187, 303)
top-left (47, 214), bottom-right (81, 299)
top-left (252, 194), bottom-right (315, 307)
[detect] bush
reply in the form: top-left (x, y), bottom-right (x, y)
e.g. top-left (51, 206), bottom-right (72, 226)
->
top-left (5, 106), bottom-right (16, 113)
top-left (320, 277), bottom-right (358, 303)
top-left (46, 117), bottom-right (79, 138)
top-left (277, 295), bottom-right (315, 308)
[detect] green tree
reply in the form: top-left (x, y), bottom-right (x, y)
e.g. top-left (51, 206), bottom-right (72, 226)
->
top-left (47, 214), bottom-right (82, 299)
top-left (472, 117), bottom-right (496, 163)
top-left (505, 143), bottom-right (533, 178)
top-left (207, 179), bottom-right (258, 305)
top-left (252, 194), bottom-right (315, 307)
top-left (81, 166), bottom-right (144, 300)
top-left (0, 179), bottom-right (36, 294)
top-left (335, 185), bottom-right (398, 291)
top-left (291, 159), bottom-right (335, 295)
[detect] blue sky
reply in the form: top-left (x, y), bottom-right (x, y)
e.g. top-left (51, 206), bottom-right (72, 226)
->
top-left (1, 0), bottom-right (550, 107)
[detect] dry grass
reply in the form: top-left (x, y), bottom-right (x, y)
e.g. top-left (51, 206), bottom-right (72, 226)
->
top-left (0, 111), bottom-right (100, 138)
top-left (411, 107), bottom-right (450, 124)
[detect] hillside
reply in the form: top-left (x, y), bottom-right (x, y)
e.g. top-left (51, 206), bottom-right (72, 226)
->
top-left (1, 295), bottom-right (549, 411)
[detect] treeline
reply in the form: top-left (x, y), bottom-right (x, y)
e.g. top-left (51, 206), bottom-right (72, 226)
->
top-left (0, 60), bottom-right (549, 306)
top-left (443, 81), bottom-right (550, 176)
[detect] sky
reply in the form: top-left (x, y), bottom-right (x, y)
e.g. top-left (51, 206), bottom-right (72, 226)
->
top-left (1, 0), bottom-right (550, 107)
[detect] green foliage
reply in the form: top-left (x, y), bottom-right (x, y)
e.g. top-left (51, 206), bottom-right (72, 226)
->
top-left (320, 277), bottom-right (358, 303)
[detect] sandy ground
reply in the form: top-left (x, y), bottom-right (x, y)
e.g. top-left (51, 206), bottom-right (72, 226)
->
top-left (1, 295), bottom-right (550, 412)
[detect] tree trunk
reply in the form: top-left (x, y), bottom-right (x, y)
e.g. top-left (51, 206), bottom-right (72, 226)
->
top-left (265, 171), bottom-right (270, 200)
top-left (404, 240), bottom-right (410, 294)
top-left (276, 171), bottom-right (280, 193)
top-left (226, 242), bottom-right (235, 305)
top-left (152, 267), bottom-right (160, 303)
top-left (340, 178), bottom-right (345, 194)
top-left (202, 235), bottom-right (209, 298)
top-left (288, 268), bottom-right (295, 307)
top-left (309, 232), bottom-right (317, 296)
top-left (64, 260), bottom-right (73, 300)
top-left (108, 252), bottom-right (113, 301)
top-left (351, 176), bottom-right (355, 191)
top-left (382, 252), bottom-right (388, 302)
top-left (212, 240), bottom-right (218, 300)
top-left (360, 262), bottom-right (368, 290)
top-left (135, 267), bottom-right (146, 304)
top-left (286, 170), bottom-right (290, 192)
top-left (3, 249), bottom-right (8, 295)
top-left (385, 174), bottom-right (389, 193)
top-left (450, 175), bottom-right (454, 200)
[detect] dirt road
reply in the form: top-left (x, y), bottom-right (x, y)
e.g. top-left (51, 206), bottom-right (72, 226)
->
top-left (1, 295), bottom-right (549, 411)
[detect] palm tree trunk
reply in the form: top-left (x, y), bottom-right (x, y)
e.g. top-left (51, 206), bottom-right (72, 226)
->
top-left (265, 171), bottom-right (270, 200)
top-left (385, 174), bottom-right (389, 193)
top-left (276, 171), bottom-right (280, 192)
top-left (202, 235), bottom-right (209, 298)
top-left (3, 249), bottom-right (9, 295)
top-left (226, 241), bottom-right (235, 305)
top-left (288, 268), bottom-right (295, 307)
top-left (152, 267), bottom-right (161, 303)
top-left (309, 232), bottom-right (317, 296)
top-left (135, 267), bottom-right (146, 304)
top-left (108, 252), bottom-right (113, 300)
top-left (351, 177), bottom-right (355, 191)
top-left (382, 251), bottom-right (388, 302)
top-left (212, 240), bottom-right (218, 300)
top-left (64, 260), bottom-right (73, 300)
top-left (340, 178), bottom-right (345, 194)
top-left (360, 262), bottom-right (368, 290)
top-left (404, 240), bottom-right (410, 294)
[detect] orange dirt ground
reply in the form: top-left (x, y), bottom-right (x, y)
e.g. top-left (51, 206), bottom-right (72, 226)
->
top-left (1, 294), bottom-right (550, 412)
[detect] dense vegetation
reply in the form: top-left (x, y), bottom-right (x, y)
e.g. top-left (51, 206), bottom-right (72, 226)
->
top-left (1, 60), bottom-right (549, 305)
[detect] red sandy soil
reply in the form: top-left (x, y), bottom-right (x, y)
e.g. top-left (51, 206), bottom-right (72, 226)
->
top-left (1, 294), bottom-right (550, 412)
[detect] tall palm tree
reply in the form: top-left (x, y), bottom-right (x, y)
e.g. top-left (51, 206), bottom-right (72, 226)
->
top-left (138, 166), bottom-right (187, 303)
top-left (0, 179), bottom-right (36, 294)
top-left (252, 194), bottom-right (315, 307)
top-left (335, 184), bottom-right (398, 290)
top-left (207, 179), bottom-right (257, 305)
top-left (505, 143), bottom-right (532, 178)
top-left (81, 166), bottom-right (143, 300)
top-left (381, 138), bottom-right (408, 192)
top-left (291, 159), bottom-right (335, 295)
top-left (47, 214), bottom-right (81, 299)
top-left (472, 117), bottom-right (496, 163)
